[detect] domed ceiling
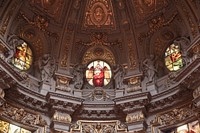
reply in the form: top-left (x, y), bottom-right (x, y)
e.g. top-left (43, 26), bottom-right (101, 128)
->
top-left (0, 0), bottom-right (200, 133)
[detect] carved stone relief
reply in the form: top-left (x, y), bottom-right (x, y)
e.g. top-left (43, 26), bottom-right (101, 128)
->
top-left (132, 0), bottom-right (168, 22)
top-left (0, 103), bottom-right (46, 126)
top-left (138, 13), bottom-right (177, 44)
top-left (81, 33), bottom-right (117, 65)
top-left (153, 106), bottom-right (194, 126)
top-left (53, 111), bottom-right (72, 123)
top-left (19, 26), bottom-right (44, 61)
top-left (29, 0), bottom-right (65, 20)
top-left (71, 120), bottom-right (127, 132)
top-left (56, 75), bottom-right (71, 92)
top-left (126, 111), bottom-right (145, 123)
top-left (84, 0), bottom-right (115, 29)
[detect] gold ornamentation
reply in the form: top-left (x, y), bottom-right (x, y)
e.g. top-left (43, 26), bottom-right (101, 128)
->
top-left (128, 41), bottom-right (137, 70)
top-left (128, 77), bottom-right (141, 85)
top-left (53, 111), bottom-right (72, 123)
top-left (71, 120), bottom-right (127, 132)
top-left (126, 112), bottom-right (144, 123)
top-left (60, 43), bottom-right (70, 67)
top-left (56, 75), bottom-right (71, 92)
top-left (138, 13), bottom-right (177, 44)
top-left (0, 1), bottom-right (21, 36)
top-left (1, 104), bottom-right (46, 126)
top-left (155, 107), bottom-right (193, 126)
top-left (0, 120), bottom-right (9, 133)
top-left (81, 33), bottom-right (116, 64)
top-left (84, 0), bottom-right (115, 28)
top-left (132, 0), bottom-right (168, 22)
top-left (19, 27), bottom-right (44, 61)
top-left (82, 46), bottom-right (115, 65)
top-left (20, 12), bottom-right (49, 32)
top-left (29, 0), bottom-right (64, 19)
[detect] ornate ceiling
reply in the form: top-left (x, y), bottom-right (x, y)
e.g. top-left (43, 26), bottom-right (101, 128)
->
top-left (0, 0), bottom-right (200, 133)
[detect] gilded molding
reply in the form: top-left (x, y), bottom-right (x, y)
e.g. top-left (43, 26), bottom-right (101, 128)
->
top-left (128, 41), bottom-right (137, 70)
top-left (71, 120), bottom-right (127, 132)
top-left (126, 111), bottom-right (145, 123)
top-left (84, 0), bottom-right (115, 29)
top-left (53, 111), bottom-right (72, 123)
top-left (0, 103), bottom-right (46, 126)
top-left (154, 106), bottom-right (194, 126)
top-left (138, 12), bottom-right (177, 44)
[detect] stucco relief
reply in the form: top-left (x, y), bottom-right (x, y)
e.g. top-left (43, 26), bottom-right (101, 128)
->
top-left (84, 0), bottom-right (115, 28)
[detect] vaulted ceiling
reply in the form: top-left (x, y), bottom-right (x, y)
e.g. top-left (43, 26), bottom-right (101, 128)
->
top-left (1, 0), bottom-right (199, 77)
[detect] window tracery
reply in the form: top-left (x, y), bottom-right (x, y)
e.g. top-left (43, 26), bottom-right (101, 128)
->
top-left (86, 60), bottom-right (112, 87)
top-left (12, 41), bottom-right (32, 70)
top-left (165, 43), bottom-right (183, 71)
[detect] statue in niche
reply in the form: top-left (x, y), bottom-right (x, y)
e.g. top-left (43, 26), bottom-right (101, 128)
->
top-left (38, 54), bottom-right (56, 82)
top-left (6, 35), bottom-right (24, 63)
top-left (113, 64), bottom-right (125, 89)
top-left (142, 55), bottom-right (157, 83)
top-left (72, 64), bottom-right (85, 89)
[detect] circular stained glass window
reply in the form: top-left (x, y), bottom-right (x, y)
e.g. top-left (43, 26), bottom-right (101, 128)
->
top-left (164, 43), bottom-right (183, 71)
top-left (12, 42), bottom-right (33, 70)
top-left (86, 60), bottom-right (112, 87)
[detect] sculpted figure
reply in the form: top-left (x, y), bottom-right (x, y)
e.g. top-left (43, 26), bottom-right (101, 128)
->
top-left (6, 35), bottom-right (24, 62)
top-left (39, 54), bottom-right (56, 82)
top-left (113, 64), bottom-right (125, 89)
top-left (174, 37), bottom-right (191, 65)
top-left (73, 64), bottom-right (85, 89)
top-left (143, 55), bottom-right (157, 83)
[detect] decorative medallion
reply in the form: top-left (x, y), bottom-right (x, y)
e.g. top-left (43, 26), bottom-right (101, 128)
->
top-left (84, 0), bottom-right (115, 29)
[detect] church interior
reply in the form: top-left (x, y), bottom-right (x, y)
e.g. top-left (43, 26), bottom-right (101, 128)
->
top-left (1, 0), bottom-right (200, 133)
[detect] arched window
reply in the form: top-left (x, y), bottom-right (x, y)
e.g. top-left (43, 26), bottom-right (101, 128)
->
top-left (164, 43), bottom-right (183, 71)
top-left (86, 60), bottom-right (112, 87)
top-left (12, 41), bottom-right (33, 70)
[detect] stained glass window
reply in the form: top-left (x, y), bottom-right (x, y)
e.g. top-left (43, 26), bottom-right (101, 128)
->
top-left (12, 41), bottom-right (32, 70)
top-left (163, 120), bottom-right (200, 133)
top-left (86, 60), bottom-right (112, 87)
top-left (0, 120), bottom-right (32, 133)
top-left (165, 43), bottom-right (183, 71)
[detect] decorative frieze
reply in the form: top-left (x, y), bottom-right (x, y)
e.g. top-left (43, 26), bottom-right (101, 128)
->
top-left (0, 103), bottom-right (46, 126)
top-left (71, 120), bottom-right (127, 132)
top-left (53, 111), bottom-right (71, 123)
top-left (126, 111), bottom-right (145, 123)
top-left (56, 75), bottom-right (71, 92)
top-left (154, 106), bottom-right (194, 126)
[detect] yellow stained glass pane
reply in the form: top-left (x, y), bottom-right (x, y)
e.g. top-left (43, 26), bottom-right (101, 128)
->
top-left (0, 120), bottom-right (9, 133)
top-left (21, 128), bottom-right (31, 133)
top-left (12, 41), bottom-right (33, 70)
top-left (9, 124), bottom-right (20, 133)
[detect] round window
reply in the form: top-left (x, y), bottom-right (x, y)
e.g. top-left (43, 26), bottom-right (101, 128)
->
top-left (86, 60), bottom-right (112, 87)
